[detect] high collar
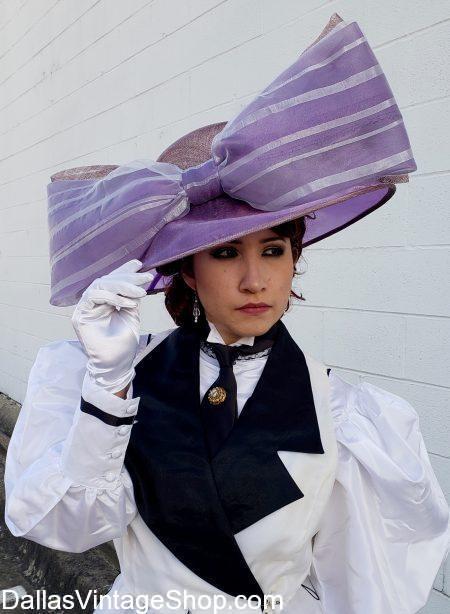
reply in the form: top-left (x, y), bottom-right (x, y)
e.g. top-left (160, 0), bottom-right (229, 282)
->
top-left (205, 318), bottom-right (255, 347)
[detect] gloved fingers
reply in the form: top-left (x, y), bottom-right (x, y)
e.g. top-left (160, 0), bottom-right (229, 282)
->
top-left (77, 289), bottom-right (138, 313)
top-left (92, 279), bottom-right (149, 299)
top-left (119, 271), bottom-right (156, 288)
top-left (101, 259), bottom-right (156, 284)
top-left (97, 273), bottom-right (153, 297)
top-left (107, 259), bottom-right (144, 275)
top-left (91, 267), bottom-right (154, 294)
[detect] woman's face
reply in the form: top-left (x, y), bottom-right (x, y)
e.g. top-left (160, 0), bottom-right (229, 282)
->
top-left (182, 228), bottom-right (295, 344)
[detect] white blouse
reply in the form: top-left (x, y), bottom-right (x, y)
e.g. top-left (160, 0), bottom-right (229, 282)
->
top-left (4, 324), bottom-right (449, 614)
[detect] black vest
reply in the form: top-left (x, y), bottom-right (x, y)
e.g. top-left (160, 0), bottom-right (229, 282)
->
top-left (124, 320), bottom-right (324, 600)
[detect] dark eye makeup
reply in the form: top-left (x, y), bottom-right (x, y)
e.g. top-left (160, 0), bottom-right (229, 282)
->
top-left (210, 245), bottom-right (285, 259)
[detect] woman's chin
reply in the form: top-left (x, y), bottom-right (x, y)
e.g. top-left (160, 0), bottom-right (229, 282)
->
top-left (233, 309), bottom-right (278, 333)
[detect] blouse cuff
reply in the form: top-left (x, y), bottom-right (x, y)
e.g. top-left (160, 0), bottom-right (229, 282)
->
top-left (59, 373), bottom-right (140, 489)
top-left (81, 371), bottom-right (138, 417)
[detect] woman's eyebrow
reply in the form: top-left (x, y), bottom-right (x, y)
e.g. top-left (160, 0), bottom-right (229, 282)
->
top-left (227, 237), bottom-right (286, 245)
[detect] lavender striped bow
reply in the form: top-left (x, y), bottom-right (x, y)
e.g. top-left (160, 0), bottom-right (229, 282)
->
top-left (47, 13), bottom-right (416, 306)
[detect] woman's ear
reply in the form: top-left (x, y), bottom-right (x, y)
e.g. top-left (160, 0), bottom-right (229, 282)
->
top-left (181, 259), bottom-right (196, 291)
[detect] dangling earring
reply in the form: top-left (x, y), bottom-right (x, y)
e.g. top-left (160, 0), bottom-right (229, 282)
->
top-left (193, 291), bottom-right (200, 323)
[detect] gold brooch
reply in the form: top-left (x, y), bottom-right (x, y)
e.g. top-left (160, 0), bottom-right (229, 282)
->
top-left (208, 386), bottom-right (227, 405)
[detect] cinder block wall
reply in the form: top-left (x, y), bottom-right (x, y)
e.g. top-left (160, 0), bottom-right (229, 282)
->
top-left (0, 1), bottom-right (448, 609)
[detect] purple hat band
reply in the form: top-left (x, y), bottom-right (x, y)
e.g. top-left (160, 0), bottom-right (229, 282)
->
top-left (47, 13), bottom-right (416, 306)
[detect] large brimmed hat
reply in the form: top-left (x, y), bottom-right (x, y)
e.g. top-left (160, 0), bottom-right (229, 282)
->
top-left (47, 13), bottom-right (416, 306)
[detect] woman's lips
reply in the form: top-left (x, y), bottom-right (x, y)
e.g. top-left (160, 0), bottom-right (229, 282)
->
top-left (237, 305), bottom-right (270, 315)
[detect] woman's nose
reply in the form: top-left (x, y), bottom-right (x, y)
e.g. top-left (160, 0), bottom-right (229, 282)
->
top-left (239, 259), bottom-right (267, 293)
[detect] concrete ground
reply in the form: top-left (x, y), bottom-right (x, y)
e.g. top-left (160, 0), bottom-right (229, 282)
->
top-left (0, 392), bottom-right (119, 614)
top-left (0, 453), bottom-right (50, 612)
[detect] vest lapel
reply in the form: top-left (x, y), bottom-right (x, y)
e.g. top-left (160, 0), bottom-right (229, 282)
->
top-left (211, 320), bottom-right (324, 534)
top-left (125, 325), bottom-right (264, 599)
top-left (125, 320), bottom-right (324, 598)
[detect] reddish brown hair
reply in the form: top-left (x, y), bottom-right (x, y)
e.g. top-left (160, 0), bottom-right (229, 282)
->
top-left (156, 216), bottom-right (308, 327)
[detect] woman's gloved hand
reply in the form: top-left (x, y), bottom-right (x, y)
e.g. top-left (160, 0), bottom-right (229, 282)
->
top-left (71, 259), bottom-right (155, 394)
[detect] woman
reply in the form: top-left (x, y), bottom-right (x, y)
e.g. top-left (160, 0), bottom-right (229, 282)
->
top-left (4, 12), bottom-right (449, 614)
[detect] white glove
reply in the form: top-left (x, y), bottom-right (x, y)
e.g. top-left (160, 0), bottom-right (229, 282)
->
top-left (71, 259), bottom-right (155, 394)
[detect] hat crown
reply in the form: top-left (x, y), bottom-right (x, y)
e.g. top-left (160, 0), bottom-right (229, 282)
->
top-left (49, 122), bottom-right (227, 182)
top-left (156, 122), bottom-right (226, 169)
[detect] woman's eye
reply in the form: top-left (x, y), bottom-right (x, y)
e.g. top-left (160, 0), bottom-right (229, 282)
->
top-left (264, 246), bottom-right (284, 256)
top-left (211, 247), bottom-right (237, 258)
top-left (210, 246), bottom-right (284, 258)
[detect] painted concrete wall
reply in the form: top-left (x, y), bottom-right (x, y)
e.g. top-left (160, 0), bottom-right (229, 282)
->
top-left (0, 1), bottom-right (448, 609)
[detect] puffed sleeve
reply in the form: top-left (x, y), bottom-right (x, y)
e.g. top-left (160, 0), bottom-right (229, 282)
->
top-left (311, 372), bottom-right (449, 614)
top-left (4, 332), bottom-right (161, 553)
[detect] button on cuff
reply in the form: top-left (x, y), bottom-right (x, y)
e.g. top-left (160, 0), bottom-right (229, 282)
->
top-left (118, 424), bottom-right (132, 436)
top-left (110, 449), bottom-right (124, 459)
